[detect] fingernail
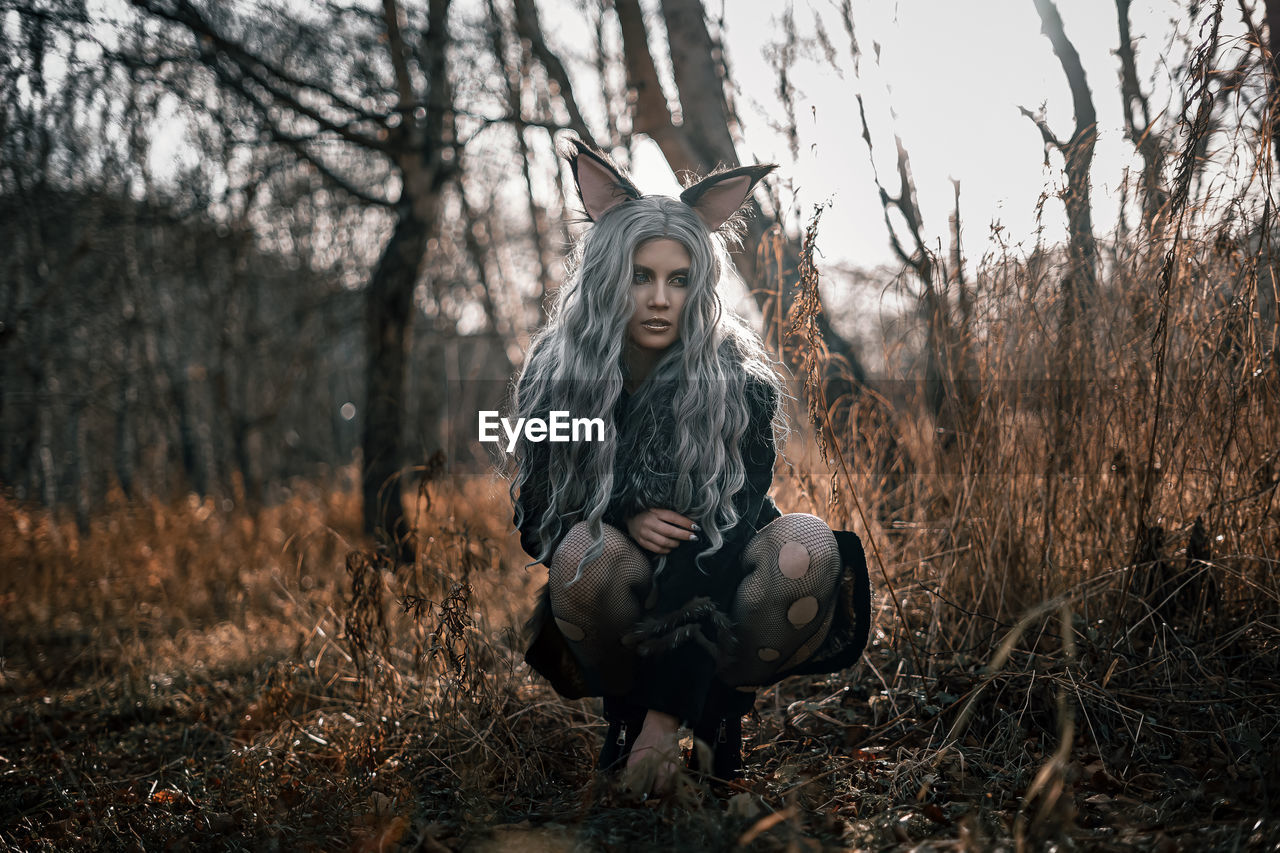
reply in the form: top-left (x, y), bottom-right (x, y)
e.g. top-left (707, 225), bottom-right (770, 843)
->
top-left (689, 533), bottom-right (698, 541)
top-left (690, 523), bottom-right (701, 531)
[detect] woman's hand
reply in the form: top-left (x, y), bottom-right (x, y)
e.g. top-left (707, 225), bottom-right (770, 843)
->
top-left (626, 508), bottom-right (698, 555)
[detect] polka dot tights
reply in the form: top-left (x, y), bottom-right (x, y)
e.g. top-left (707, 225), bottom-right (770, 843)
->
top-left (547, 513), bottom-right (841, 690)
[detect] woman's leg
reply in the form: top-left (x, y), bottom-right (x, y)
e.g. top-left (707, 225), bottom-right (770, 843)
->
top-left (548, 524), bottom-right (678, 787)
top-left (547, 521), bottom-right (652, 696)
top-left (719, 513), bottom-right (841, 686)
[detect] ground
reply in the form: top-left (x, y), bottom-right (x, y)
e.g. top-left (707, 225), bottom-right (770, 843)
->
top-left (2, 487), bottom-right (1278, 851)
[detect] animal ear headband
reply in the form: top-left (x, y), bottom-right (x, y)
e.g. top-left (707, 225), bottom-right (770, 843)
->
top-left (563, 138), bottom-right (775, 232)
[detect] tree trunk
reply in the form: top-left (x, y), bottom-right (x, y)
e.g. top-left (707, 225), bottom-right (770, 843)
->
top-left (115, 284), bottom-right (140, 499)
top-left (70, 397), bottom-right (90, 533)
top-left (615, 0), bottom-right (698, 172)
top-left (657, 0), bottom-right (739, 170)
top-left (1061, 130), bottom-right (1097, 329)
top-left (485, 0), bottom-right (552, 304)
top-left (115, 372), bottom-right (135, 499)
top-left (361, 204), bottom-right (430, 545)
top-left (355, 0), bottom-right (454, 547)
top-left (1030, 0), bottom-right (1098, 328)
top-left (169, 366), bottom-right (206, 497)
top-left (1267, 0), bottom-right (1280, 171)
top-left (1116, 0), bottom-right (1167, 228)
top-left (644, 0), bottom-right (868, 390)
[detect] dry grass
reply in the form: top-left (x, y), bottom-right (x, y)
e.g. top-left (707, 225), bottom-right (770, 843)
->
top-left (4, 277), bottom-right (1280, 848)
top-left (4, 98), bottom-right (1280, 851)
top-left (3, 379), bottom-right (1279, 852)
top-left (4, 256), bottom-right (1280, 849)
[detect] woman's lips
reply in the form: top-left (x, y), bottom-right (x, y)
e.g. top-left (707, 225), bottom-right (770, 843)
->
top-left (641, 319), bottom-right (671, 330)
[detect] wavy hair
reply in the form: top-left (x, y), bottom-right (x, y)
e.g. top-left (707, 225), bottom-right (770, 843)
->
top-left (510, 195), bottom-right (784, 580)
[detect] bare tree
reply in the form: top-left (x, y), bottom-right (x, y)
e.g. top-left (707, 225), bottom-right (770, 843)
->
top-left (1267, 0), bottom-right (1280, 169)
top-left (849, 88), bottom-right (971, 434)
top-left (1021, 0), bottom-right (1098, 330)
top-left (484, 0), bottom-right (554, 311)
top-left (128, 0), bottom-right (456, 547)
top-left (1116, 0), bottom-right (1169, 229)
top-left (615, 0), bottom-right (868, 394)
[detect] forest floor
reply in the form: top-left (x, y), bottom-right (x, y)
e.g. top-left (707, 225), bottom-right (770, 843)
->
top-left (2, 484), bottom-right (1278, 852)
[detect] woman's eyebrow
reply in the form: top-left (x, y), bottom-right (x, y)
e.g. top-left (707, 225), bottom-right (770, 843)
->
top-left (632, 264), bottom-right (691, 275)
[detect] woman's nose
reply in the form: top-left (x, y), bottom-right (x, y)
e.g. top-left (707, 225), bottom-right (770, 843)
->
top-left (649, 281), bottom-right (670, 306)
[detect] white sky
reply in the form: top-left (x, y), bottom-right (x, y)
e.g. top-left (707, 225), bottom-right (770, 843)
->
top-left (104, 0), bottom-right (1241, 276)
top-left (622, 0), bottom-right (1203, 270)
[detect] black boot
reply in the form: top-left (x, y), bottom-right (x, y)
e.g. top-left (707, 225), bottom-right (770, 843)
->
top-left (598, 697), bottom-right (646, 773)
top-left (690, 684), bottom-right (756, 782)
top-left (691, 711), bottom-right (744, 780)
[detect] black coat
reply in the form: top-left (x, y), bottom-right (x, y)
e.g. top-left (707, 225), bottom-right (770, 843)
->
top-left (517, 379), bottom-right (871, 724)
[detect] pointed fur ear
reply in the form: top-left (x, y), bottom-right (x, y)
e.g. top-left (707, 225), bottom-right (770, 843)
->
top-left (562, 138), bottom-right (642, 221)
top-left (679, 163), bottom-right (776, 231)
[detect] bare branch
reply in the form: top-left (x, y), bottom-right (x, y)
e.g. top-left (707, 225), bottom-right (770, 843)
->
top-left (511, 0), bottom-right (595, 144)
top-left (1028, 0), bottom-right (1098, 321)
top-left (457, 114), bottom-right (573, 147)
top-left (1018, 104), bottom-right (1063, 150)
top-left (1116, 0), bottom-right (1152, 134)
top-left (1117, 0), bottom-right (1168, 226)
top-left (483, 0), bottom-right (551, 305)
top-left (263, 128), bottom-right (395, 207)
top-left (144, 32), bottom-right (393, 205)
top-left (1264, 0), bottom-right (1280, 168)
top-left (381, 0), bottom-right (415, 113)
top-left (1032, 0), bottom-right (1096, 146)
top-left (853, 91), bottom-right (930, 284)
top-left (416, 0), bottom-right (454, 164)
top-left (130, 0), bottom-right (391, 151)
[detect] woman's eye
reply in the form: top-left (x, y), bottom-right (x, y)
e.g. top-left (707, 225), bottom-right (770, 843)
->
top-left (671, 275), bottom-right (688, 287)
top-left (632, 270), bottom-right (649, 284)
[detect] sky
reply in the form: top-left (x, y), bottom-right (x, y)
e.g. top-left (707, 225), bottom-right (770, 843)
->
top-left (623, 0), bottom-right (1206, 271)
top-left (107, 0), bottom-right (1241, 277)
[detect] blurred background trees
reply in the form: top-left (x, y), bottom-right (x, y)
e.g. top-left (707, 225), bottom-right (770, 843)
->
top-left (2, 0), bottom-right (1278, 560)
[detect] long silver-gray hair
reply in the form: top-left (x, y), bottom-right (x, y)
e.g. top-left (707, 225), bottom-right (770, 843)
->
top-left (510, 195), bottom-right (784, 579)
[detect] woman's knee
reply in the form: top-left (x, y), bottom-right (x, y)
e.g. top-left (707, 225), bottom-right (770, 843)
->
top-left (548, 520), bottom-right (647, 591)
top-left (548, 521), bottom-right (650, 643)
top-left (759, 512), bottom-right (839, 580)
top-left (769, 512), bottom-right (836, 542)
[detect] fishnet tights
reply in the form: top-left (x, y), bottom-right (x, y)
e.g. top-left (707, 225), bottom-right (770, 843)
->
top-left (548, 523), bottom-right (652, 695)
top-left (720, 513), bottom-right (840, 685)
top-left (548, 514), bottom-right (840, 693)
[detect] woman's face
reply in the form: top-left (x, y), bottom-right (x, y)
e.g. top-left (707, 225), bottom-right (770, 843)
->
top-left (626, 238), bottom-right (690, 354)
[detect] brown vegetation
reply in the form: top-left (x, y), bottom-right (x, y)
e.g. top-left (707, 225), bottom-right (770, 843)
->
top-left (4, 0), bottom-right (1280, 850)
top-left (4, 214), bottom-right (1280, 847)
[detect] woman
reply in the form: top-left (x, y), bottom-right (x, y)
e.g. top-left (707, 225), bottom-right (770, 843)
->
top-left (511, 140), bottom-right (870, 794)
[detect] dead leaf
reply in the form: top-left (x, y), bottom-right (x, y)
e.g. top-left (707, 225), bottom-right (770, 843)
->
top-left (727, 792), bottom-right (762, 820)
top-left (923, 803), bottom-right (949, 825)
top-left (738, 807), bottom-right (794, 845)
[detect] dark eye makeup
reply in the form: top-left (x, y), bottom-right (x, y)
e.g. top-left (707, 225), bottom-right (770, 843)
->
top-left (632, 266), bottom-right (690, 285)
